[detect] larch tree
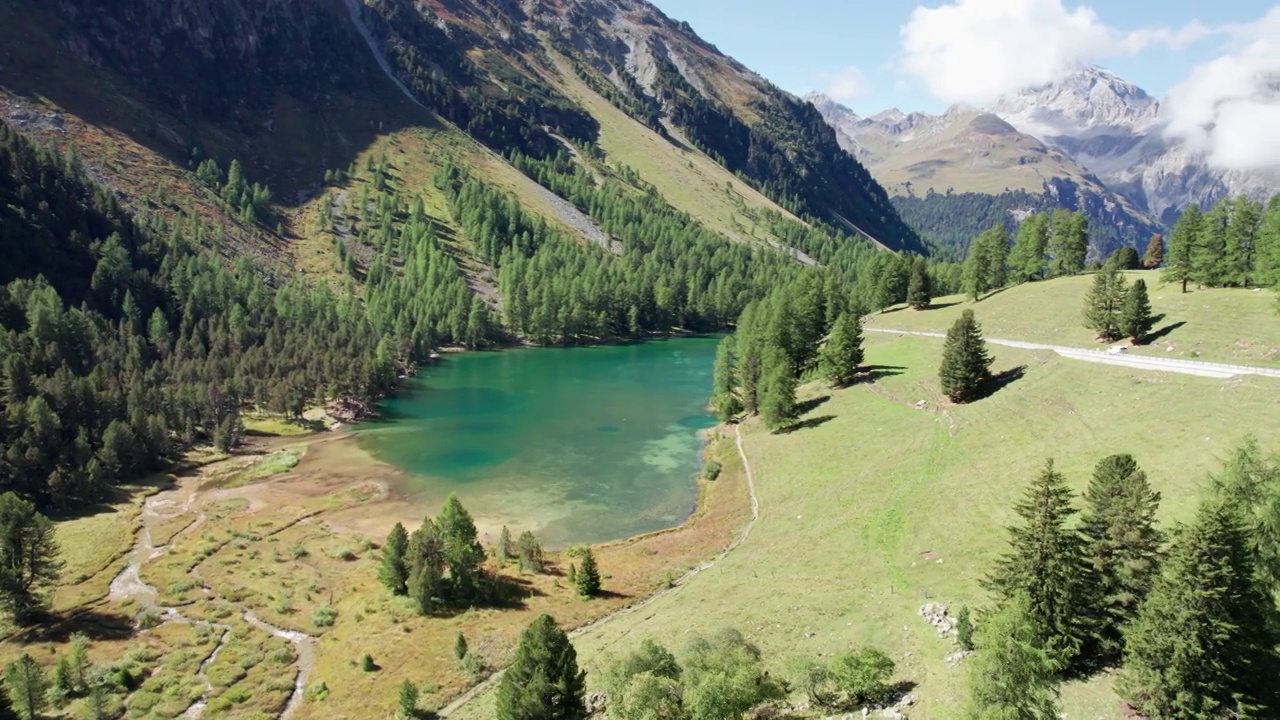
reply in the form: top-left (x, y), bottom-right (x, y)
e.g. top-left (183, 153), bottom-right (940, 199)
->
top-left (495, 615), bottom-right (587, 720)
top-left (574, 548), bottom-right (601, 597)
top-left (964, 224), bottom-right (1009, 300)
top-left (962, 595), bottom-right (1060, 720)
top-left (818, 312), bottom-right (864, 387)
top-left (1119, 279), bottom-right (1154, 343)
top-left (1142, 234), bottom-right (1164, 268)
top-left (907, 256), bottom-right (933, 309)
top-left (437, 493), bottom-right (487, 603)
top-left (1121, 500), bottom-right (1274, 718)
top-left (1192, 202), bottom-right (1229, 288)
top-left (0, 492), bottom-right (61, 621)
top-left (1256, 195), bottom-right (1280, 286)
top-left (407, 519), bottom-right (445, 615)
top-left (4, 653), bottom-right (47, 720)
top-left (378, 521), bottom-right (410, 596)
top-left (986, 460), bottom-right (1091, 670)
top-left (758, 344), bottom-right (797, 430)
top-left (1082, 264), bottom-right (1128, 341)
top-left (1223, 195), bottom-right (1261, 287)
top-left (710, 335), bottom-right (743, 421)
top-left (1078, 455), bottom-right (1163, 664)
top-left (1009, 213), bottom-right (1050, 282)
top-left (939, 310), bottom-right (993, 404)
top-left (1048, 210), bottom-right (1089, 277)
top-left (1162, 204), bottom-right (1201, 293)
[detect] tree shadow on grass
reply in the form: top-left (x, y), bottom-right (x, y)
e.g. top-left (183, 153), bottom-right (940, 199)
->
top-left (1142, 321), bottom-right (1186, 345)
top-left (854, 365), bottom-right (907, 385)
top-left (975, 365), bottom-right (1027, 400)
top-left (9, 607), bottom-right (135, 643)
top-left (920, 301), bottom-right (961, 311)
top-left (793, 395), bottom-right (831, 416)
top-left (775, 415), bottom-right (836, 435)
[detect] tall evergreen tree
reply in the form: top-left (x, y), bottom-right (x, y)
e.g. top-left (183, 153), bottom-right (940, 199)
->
top-left (1211, 435), bottom-right (1280, 586)
top-left (758, 344), bottom-right (797, 430)
top-left (1082, 264), bottom-right (1128, 341)
top-left (1163, 204), bottom-right (1201, 292)
top-left (1119, 279), bottom-right (1154, 343)
top-left (574, 549), bottom-right (601, 597)
top-left (986, 460), bottom-right (1090, 669)
top-left (964, 224), bottom-right (1009, 300)
top-left (907, 256), bottom-right (933, 309)
top-left (1121, 500), bottom-right (1275, 718)
top-left (1009, 213), bottom-right (1050, 282)
top-left (1048, 211), bottom-right (1088, 277)
top-left (818, 312), bottom-right (864, 387)
top-left (939, 310), bottom-right (993, 404)
top-left (4, 654), bottom-right (46, 720)
top-left (407, 519), bottom-right (445, 615)
top-left (1255, 195), bottom-right (1280, 286)
top-left (710, 335), bottom-right (743, 421)
top-left (1223, 196), bottom-right (1261, 287)
top-left (963, 595), bottom-right (1060, 720)
top-left (495, 615), bottom-right (586, 720)
top-left (378, 522), bottom-right (410, 596)
top-left (1192, 202), bottom-right (1229, 288)
top-left (1078, 455), bottom-right (1163, 664)
top-left (1142, 234), bottom-right (1164, 269)
top-left (0, 493), bottom-right (61, 621)
top-left (436, 494), bottom-right (487, 603)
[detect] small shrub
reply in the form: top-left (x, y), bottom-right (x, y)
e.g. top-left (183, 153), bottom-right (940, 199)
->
top-left (360, 653), bottom-right (376, 672)
top-left (306, 681), bottom-right (329, 702)
top-left (136, 609), bottom-right (161, 630)
top-left (830, 647), bottom-right (895, 707)
top-left (312, 607), bottom-right (338, 628)
top-left (955, 605), bottom-right (974, 651)
top-left (335, 548), bottom-right (357, 561)
top-left (289, 543), bottom-right (308, 559)
top-left (269, 645), bottom-right (296, 665)
top-left (702, 460), bottom-right (722, 481)
top-left (460, 652), bottom-right (487, 682)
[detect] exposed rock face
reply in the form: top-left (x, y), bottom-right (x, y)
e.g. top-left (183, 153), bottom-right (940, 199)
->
top-left (987, 66), bottom-right (1278, 224)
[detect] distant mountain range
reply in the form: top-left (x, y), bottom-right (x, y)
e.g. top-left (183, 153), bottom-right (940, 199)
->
top-left (809, 66), bottom-right (1278, 257)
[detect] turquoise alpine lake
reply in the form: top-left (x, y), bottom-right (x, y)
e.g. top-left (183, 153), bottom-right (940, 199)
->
top-left (356, 337), bottom-right (720, 547)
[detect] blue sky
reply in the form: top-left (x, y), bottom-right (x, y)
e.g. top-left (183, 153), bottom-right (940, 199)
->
top-left (648, 0), bottom-right (1279, 116)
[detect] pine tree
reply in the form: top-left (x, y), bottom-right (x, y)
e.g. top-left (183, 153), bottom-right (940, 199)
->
top-left (1223, 196), bottom-right (1261, 287)
top-left (1193, 202), bottom-right (1228, 287)
top-left (986, 460), bottom-right (1090, 668)
top-left (398, 679), bottom-right (419, 719)
top-left (4, 653), bottom-right (47, 720)
top-left (1255, 195), bottom-right (1280, 286)
top-left (68, 633), bottom-right (89, 693)
top-left (1078, 455), bottom-right (1163, 664)
top-left (955, 606), bottom-right (974, 651)
top-left (455, 632), bottom-right (469, 661)
top-left (498, 526), bottom-right (514, 565)
top-left (1211, 435), bottom-right (1280, 586)
top-left (818, 312), bottom-right (864, 387)
top-left (516, 531), bottom-right (544, 574)
top-left (939, 310), bottom-right (993, 404)
top-left (378, 522), bottom-right (410, 596)
top-left (963, 595), bottom-right (1060, 720)
top-left (1121, 500), bottom-right (1274, 718)
top-left (758, 344), bottom-right (797, 430)
top-left (407, 519), bottom-right (445, 615)
top-left (1048, 210), bottom-right (1088, 277)
top-left (710, 335), bottom-right (743, 421)
top-left (1119, 279), bottom-right (1154, 343)
top-left (1163, 204), bottom-right (1201, 292)
top-left (907, 256), bottom-right (933, 309)
top-left (1082, 264), bottom-right (1128, 341)
top-left (575, 549), bottom-right (601, 597)
top-left (1142, 234), bottom-right (1164, 268)
top-left (1009, 213), bottom-right (1050, 282)
top-left (437, 494), bottom-right (487, 603)
top-left (495, 615), bottom-right (587, 720)
top-left (0, 492), bottom-right (62, 621)
top-left (964, 224), bottom-right (1009, 300)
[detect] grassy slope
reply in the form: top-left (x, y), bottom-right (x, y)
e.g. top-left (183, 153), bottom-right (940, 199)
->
top-left (454, 332), bottom-right (1280, 719)
top-left (545, 52), bottom-right (800, 245)
top-left (873, 271), bottom-right (1280, 367)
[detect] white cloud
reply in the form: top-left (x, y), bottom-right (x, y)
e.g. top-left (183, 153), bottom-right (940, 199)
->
top-left (824, 66), bottom-right (871, 104)
top-left (1163, 8), bottom-right (1280, 172)
top-left (898, 0), bottom-right (1222, 106)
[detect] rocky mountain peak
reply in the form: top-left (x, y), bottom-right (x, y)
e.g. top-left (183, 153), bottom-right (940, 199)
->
top-left (987, 64), bottom-right (1162, 140)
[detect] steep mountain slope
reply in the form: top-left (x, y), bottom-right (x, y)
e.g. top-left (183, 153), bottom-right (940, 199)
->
top-left (988, 66), bottom-right (1279, 225)
top-left (808, 93), bottom-right (1161, 257)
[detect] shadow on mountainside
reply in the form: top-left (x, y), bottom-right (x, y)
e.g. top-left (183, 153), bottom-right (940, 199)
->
top-left (856, 365), bottom-right (907, 384)
top-left (1142, 321), bottom-right (1186, 345)
top-left (776, 415), bottom-right (836, 435)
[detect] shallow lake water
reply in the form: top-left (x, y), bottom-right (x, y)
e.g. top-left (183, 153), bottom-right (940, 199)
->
top-left (357, 337), bottom-right (720, 547)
